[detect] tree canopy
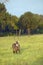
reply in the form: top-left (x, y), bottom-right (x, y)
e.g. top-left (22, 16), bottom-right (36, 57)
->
top-left (0, 3), bottom-right (43, 36)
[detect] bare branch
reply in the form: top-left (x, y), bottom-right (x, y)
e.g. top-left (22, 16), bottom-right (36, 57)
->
top-left (0, 0), bottom-right (9, 3)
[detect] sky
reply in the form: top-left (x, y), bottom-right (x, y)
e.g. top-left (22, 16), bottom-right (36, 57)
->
top-left (3, 0), bottom-right (43, 17)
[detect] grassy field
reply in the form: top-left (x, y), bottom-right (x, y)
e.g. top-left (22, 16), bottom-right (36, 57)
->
top-left (0, 34), bottom-right (43, 65)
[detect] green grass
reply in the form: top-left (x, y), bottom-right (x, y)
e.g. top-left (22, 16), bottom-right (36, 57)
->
top-left (0, 34), bottom-right (43, 65)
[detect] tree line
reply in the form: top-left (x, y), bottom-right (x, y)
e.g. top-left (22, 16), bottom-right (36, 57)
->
top-left (0, 3), bottom-right (43, 36)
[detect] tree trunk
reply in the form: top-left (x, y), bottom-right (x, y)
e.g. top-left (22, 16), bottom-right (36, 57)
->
top-left (16, 30), bottom-right (17, 35)
top-left (27, 28), bottom-right (30, 35)
top-left (19, 29), bottom-right (21, 36)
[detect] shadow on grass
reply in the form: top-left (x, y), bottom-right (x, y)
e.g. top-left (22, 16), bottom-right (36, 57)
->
top-left (32, 57), bottom-right (43, 65)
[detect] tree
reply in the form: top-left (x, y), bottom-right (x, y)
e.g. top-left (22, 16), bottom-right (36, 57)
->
top-left (18, 12), bottom-right (41, 34)
top-left (18, 12), bottom-right (33, 34)
top-left (0, 3), bottom-right (43, 36)
top-left (0, 3), bottom-right (19, 36)
top-left (10, 15), bottom-right (19, 35)
top-left (38, 15), bottom-right (43, 33)
top-left (0, 3), bottom-right (6, 31)
top-left (30, 14), bottom-right (40, 34)
top-left (0, 0), bottom-right (9, 3)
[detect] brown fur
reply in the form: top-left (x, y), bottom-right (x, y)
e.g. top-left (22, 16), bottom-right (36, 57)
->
top-left (12, 42), bottom-right (20, 53)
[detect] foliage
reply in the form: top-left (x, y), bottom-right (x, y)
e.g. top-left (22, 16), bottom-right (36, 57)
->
top-left (0, 3), bottom-right (43, 36)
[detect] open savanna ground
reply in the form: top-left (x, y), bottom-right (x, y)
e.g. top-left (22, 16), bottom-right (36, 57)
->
top-left (0, 34), bottom-right (43, 65)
